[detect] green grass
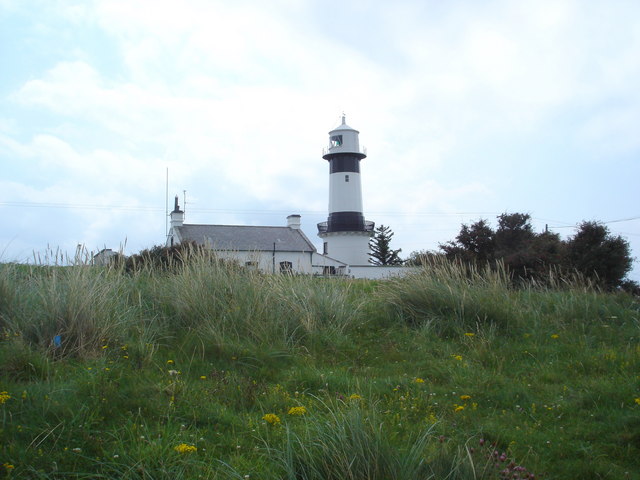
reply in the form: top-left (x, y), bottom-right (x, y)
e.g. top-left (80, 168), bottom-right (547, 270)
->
top-left (0, 258), bottom-right (639, 479)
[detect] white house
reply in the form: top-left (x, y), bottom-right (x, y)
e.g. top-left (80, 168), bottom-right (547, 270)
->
top-left (92, 248), bottom-right (119, 266)
top-left (166, 201), bottom-right (347, 275)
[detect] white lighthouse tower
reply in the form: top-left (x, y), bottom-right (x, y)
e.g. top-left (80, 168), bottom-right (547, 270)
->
top-left (317, 115), bottom-right (374, 265)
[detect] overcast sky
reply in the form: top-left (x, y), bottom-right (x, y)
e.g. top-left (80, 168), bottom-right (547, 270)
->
top-left (1, 0), bottom-right (639, 280)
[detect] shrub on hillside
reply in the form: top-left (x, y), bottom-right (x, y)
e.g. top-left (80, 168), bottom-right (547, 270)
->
top-left (124, 242), bottom-right (214, 273)
top-left (434, 213), bottom-right (634, 290)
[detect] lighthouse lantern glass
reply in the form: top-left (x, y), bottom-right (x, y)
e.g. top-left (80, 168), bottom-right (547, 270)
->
top-left (331, 135), bottom-right (343, 147)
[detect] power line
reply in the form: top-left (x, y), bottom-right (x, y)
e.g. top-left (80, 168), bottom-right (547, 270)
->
top-left (0, 201), bottom-right (162, 212)
top-left (2, 201), bottom-right (638, 230)
top-left (0, 200), bottom-right (498, 217)
top-left (547, 215), bottom-right (640, 229)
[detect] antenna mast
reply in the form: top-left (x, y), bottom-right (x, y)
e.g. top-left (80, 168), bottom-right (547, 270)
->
top-left (183, 190), bottom-right (186, 222)
top-left (165, 167), bottom-right (169, 238)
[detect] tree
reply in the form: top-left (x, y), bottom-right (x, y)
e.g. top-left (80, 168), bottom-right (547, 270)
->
top-left (494, 213), bottom-right (535, 256)
top-left (439, 212), bottom-right (566, 284)
top-left (440, 219), bottom-right (494, 264)
top-left (566, 221), bottom-right (633, 289)
top-left (437, 214), bottom-right (636, 289)
top-left (369, 225), bottom-right (403, 266)
top-left (493, 213), bottom-right (561, 281)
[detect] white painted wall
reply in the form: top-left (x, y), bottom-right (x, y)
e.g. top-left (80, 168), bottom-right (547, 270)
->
top-left (213, 250), bottom-right (315, 274)
top-left (170, 211), bottom-right (184, 229)
top-left (347, 265), bottom-right (417, 279)
top-left (328, 172), bottom-right (363, 213)
top-left (323, 233), bottom-right (372, 266)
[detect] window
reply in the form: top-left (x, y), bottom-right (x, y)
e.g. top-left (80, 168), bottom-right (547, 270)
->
top-left (323, 242), bottom-right (328, 254)
top-left (330, 135), bottom-right (343, 147)
top-left (323, 266), bottom-right (336, 276)
top-left (345, 174), bottom-right (349, 182)
top-left (279, 261), bottom-right (293, 275)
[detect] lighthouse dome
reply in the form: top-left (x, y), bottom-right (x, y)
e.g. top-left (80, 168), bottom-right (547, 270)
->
top-left (324, 115), bottom-right (366, 159)
top-left (331, 118), bottom-right (358, 132)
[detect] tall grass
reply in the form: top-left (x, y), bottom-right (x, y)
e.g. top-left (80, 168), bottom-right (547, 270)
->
top-left (376, 258), bottom-right (639, 336)
top-left (153, 253), bottom-right (364, 348)
top-left (1, 249), bottom-right (366, 358)
top-left (0, 263), bottom-right (18, 330)
top-left (271, 403), bottom-right (435, 480)
top-left (1, 256), bottom-right (157, 359)
top-left (376, 260), bottom-right (516, 335)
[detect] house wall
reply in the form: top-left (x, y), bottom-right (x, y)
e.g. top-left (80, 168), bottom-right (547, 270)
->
top-left (310, 252), bottom-right (348, 276)
top-left (166, 228), bottom-right (179, 247)
top-left (92, 249), bottom-right (118, 266)
top-left (346, 265), bottom-right (417, 280)
top-left (213, 250), bottom-right (314, 274)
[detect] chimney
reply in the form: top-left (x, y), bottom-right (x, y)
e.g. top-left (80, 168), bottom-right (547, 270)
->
top-left (170, 195), bottom-right (184, 229)
top-left (287, 214), bottom-right (301, 230)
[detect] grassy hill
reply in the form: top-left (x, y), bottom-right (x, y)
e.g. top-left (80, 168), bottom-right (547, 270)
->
top-left (0, 257), bottom-right (638, 479)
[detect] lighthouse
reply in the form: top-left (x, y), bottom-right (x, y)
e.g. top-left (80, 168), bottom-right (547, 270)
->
top-left (317, 115), bottom-right (374, 265)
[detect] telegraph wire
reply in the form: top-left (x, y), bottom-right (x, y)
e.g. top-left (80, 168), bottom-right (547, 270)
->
top-left (546, 215), bottom-right (640, 229)
top-left (0, 201), bottom-right (162, 212)
top-left (1, 201), bottom-right (638, 231)
top-left (0, 200), bottom-right (506, 218)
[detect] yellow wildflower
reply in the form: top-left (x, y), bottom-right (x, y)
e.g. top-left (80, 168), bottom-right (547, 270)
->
top-left (262, 413), bottom-right (281, 425)
top-left (464, 333), bottom-right (475, 337)
top-left (200, 376), bottom-right (207, 380)
top-left (460, 394), bottom-right (471, 401)
top-left (550, 334), bottom-right (559, 339)
top-left (451, 355), bottom-right (463, 361)
top-left (3, 463), bottom-right (15, 470)
top-left (287, 406), bottom-right (307, 416)
top-left (174, 443), bottom-right (197, 454)
top-left (634, 397), bottom-right (640, 406)
top-left (0, 392), bottom-right (12, 404)
top-left (348, 394), bottom-right (363, 401)
top-left (167, 359), bottom-right (174, 364)
top-left (414, 378), bottom-right (425, 384)
top-left (454, 405), bottom-right (465, 412)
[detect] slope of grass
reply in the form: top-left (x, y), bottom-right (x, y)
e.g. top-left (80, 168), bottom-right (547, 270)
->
top-left (0, 259), bottom-right (638, 479)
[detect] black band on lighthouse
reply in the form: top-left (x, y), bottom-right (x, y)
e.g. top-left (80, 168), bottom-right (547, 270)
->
top-left (328, 155), bottom-right (361, 173)
top-left (327, 211), bottom-right (365, 232)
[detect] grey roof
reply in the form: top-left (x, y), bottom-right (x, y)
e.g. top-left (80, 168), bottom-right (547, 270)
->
top-left (331, 122), bottom-right (358, 133)
top-left (330, 115), bottom-right (359, 134)
top-left (175, 224), bottom-right (317, 252)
